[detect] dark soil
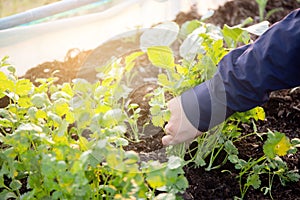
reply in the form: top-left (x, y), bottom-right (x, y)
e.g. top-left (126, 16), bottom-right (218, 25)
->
top-left (1, 0), bottom-right (299, 199)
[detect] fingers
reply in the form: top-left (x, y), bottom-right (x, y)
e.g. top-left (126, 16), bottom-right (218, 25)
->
top-left (162, 135), bottom-right (174, 146)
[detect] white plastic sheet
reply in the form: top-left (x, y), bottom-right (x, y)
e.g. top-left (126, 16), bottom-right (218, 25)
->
top-left (0, 0), bottom-right (227, 76)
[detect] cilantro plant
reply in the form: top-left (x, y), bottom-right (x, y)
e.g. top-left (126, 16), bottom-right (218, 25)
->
top-left (226, 130), bottom-right (300, 199)
top-left (142, 18), bottom-right (269, 166)
top-left (0, 56), bottom-right (188, 199)
top-left (139, 15), bottom-right (299, 198)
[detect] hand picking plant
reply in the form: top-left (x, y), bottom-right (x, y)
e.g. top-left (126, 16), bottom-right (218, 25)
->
top-left (141, 17), bottom-right (268, 163)
top-left (139, 14), bottom-right (300, 198)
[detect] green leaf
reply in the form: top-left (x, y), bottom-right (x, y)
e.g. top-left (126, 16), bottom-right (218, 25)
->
top-left (140, 22), bottom-right (179, 51)
top-left (242, 21), bottom-right (269, 36)
top-left (53, 98), bottom-right (70, 117)
top-left (17, 123), bottom-right (43, 132)
top-left (167, 156), bottom-right (182, 169)
top-left (263, 131), bottom-right (291, 159)
top-left (174, 175), bottom-right (189, 191)
top-left (124, 151), bottom-right (139, 165)
top-left (0, 190), bottom-right (17, 200)
top-left (125, 51), bottom-right (145, 72)
top-left (246, 174), bottom-right (261, 189)
top-left (31, 93), bottom-right (50, 108)
top-left (51, 91), bottom-right (71, 101)
top-left (15, 79), bottom-right (33, 96)
top-left (18, 96), bottom-right (32, 108)
top-left (9, 179), bottom-right (22, 190)
top-left (146, 170), bottom-right (166, 189)
top-left (103, 108), bottom-right (124, 126)
top-left (0, 72), bottom-right (14, 97)
top-left (222, 24), bottom-right (250, 48)
top-left (180, 31), bottom-right (204, 61)
top-left (180, 20), bottom-right (201, 39)
top-left (224, 140), bottom-right (239, 155)
top-left (61, 83), bottom-right (74, 97)
top-left (291, 138), bottom-right (300, 147)
top-left (57, 119), bottom-right (68, 137)
top-left (0, 175), bottom-right (5, 188)
top-left (151, 115), bottom-right (164, 127)
top-left (150, 105), bottom-right (161, 116)
top-left (228, 154), bottom-right (240, 164)
top-left (147, 46), bottom-right (175, 69)
top-left (0, 118), bottom-right (13, 128)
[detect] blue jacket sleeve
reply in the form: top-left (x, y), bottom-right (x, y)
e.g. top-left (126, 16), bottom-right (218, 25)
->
top-left (181, 8), bottom-right (300, 132)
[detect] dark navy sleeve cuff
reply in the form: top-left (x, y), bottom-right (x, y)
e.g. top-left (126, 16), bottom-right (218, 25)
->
top-left (181, 74), bottom-right (235, 132)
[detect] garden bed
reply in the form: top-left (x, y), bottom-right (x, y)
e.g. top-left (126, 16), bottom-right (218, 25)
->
top-left (1, 0), bottom-right (300, 199)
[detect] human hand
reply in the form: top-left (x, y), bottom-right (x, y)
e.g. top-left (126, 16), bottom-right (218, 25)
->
top-left (162, 96), bottom-right (202, 146)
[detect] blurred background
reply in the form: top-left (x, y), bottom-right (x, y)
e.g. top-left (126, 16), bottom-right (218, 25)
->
top-left (0, 0), bottom-right (228, 76)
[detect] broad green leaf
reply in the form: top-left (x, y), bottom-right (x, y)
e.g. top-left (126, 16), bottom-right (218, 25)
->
top-left (147, 46), bottom-right (175, 69)
top-left (254, 106), bottom-right (265, 121)
top-left (110, 137), bottom-right (129, 147)
top-left (0, 118), bottom-right (13, 128)
top-left (180, 31), bottom-right (204, 61)
top-left (0, 72), bottom-right (14, 97)
top-left (17, 123), bottom-right (42, 132)
top-left (0, 190), bottom-right (17, 200)
top-left (48, 112), bottom-right (62, 127)
top-left (103, 108), bottom-right (123, 126)
top-left (263, 131), bottom-right (291, 158)
top-left (65, 112), bottom-right (75, 124)
top-left (140, 22), bottom-right (179, 51)
top-left (125, 51), bottom-right (145, 72)
top-left (242, 21), bottom-right (269, 36)
top-left (61, 83), bottom-right (74, 97)
top-left (51, 91), bottom-right (71, 101)
top-left (150, 105), bottom-right (161, 116)
top-left (151, 115), bottom-right (164, 127)
top-left (222, 24), bottom-right (250, 48)
top-left (146, 171), bottom-right (166, 189)
top-left (0, 175), bottom-right (5, 188)
top-left (18, 96), bottom-right (32, 108)
top-left (31, 93), bottom-right (50, 108)
top-left (7, 66), bottom-right (16, 74)
top-left (180, 20), bottom-right (201, 39)
top-left (35, 109), bottom-right (47, 119)
top-left (157, 73), bottom-right (173, 88)
top-left (167, 156), bottom-right (182, 169)
top-left (124, 151), bottom-right (139, 165)
top-left (174, 175), bottom-right (189, 191)
top-left (15, 79), bottom-right (33, 96)
top-left (224, 140), bottom-right (239, 155)
top-left (9, 179), bottom-right (22, 190)
top-left (57, 119), bottom-right (68, 137)
top-left (53, 98), bottom-right (70, 117)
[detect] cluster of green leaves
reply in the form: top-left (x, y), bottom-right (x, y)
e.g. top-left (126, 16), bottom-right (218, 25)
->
top-left (140, 15), bottom-right (299, 199)
top-left (225, 130), bottom-right (300, 199)
top-left (0, 56), bottom-right (188, 199)
top-left (142, 16), bottom-right (268, 161)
